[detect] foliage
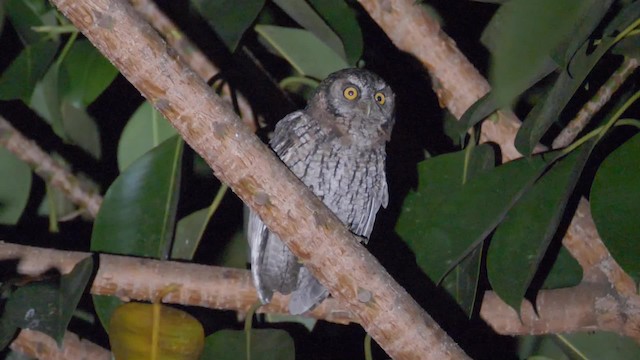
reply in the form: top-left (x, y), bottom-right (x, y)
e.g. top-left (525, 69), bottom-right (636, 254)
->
top-left (0, 0), bottom-right (638, 359)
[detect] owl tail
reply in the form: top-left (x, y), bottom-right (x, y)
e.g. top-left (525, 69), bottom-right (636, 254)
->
top-left (288, 266), bottom-right (329, 315)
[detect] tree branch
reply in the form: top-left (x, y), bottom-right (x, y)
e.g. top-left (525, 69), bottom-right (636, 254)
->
top-left (10, 329), bottom-right (111, 360)
top-left (50, 0), bottom-right (469, 358)
top-left (552, 57), bottom-right (639, 149)
top-left (0, 241), bottom-right (355, 325)
top-left (480, 284), bottom-right (640, 341)
top-left (0, 116), bottom-right (102, 217)
top-left (129, 0), bottom-right (258, 131)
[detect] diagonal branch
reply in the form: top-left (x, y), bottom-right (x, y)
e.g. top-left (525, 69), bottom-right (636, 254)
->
top-left (50, 0), bottom-right (469, 358)
top-left (0, 116), bottom-right (102, 217)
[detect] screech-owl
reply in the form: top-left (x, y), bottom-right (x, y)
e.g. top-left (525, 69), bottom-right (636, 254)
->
top-left (248, 68), bottom-right (395, 314)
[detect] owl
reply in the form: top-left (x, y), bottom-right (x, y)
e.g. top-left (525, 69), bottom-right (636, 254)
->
top-left (248, 68), bottom-right (395, 314)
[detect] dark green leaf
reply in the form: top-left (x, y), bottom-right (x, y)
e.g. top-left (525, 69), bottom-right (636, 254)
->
top-left (272, 0), bottom-right (347, 61)
top-left (520, 332), bottom-right (640, 359)
top-left (191, 0), bottom-right (266, 52)
top-left (591, 133), bottom-right (640, 282)
top-left (612, 35), bottom-right (640, 59)
top-left (4, 0), bottom-right (54, 45)
top-left (117, 102), bottom-right (177, 171)
top-left (214, 231), bottom-right (249, 269)
top-left (172, 207), bottom-right (209, 260)
top-left (92, 136), bottom-right (183, 329)
top-left (92, 135), bottom-right (183, 258)
top-left (255, 25), bottom-right (348, 80)
top-left (307, 0), bottom-right (363, 65)
top-left (60, 100), bottom-right (102, 159)
top-left (92, 295), bottom-right (122, 334)
top-left (0, 317), bottom-right (18, 351)
top-left (458, 92), bottom-right (499, 133)
top-left (541, 246), bottom-right (582, 290)
top-left (0, 41), bottom-right (58, 102)
top-left (515, 1), bottom-right (640, 155)
top-left (29, 62), bottom-right (65, 138)
top-left (202, 329), bottom-right (295, 360)
top-left (61, 39), bottom-right (118, 106)
top-left (488, 141), bottom-right (593, 310)
top-left (0, 147), bottom-right (32, 225)
top-left (4, 257), bottom-right (93, 344)
top-left (440, 245), bottom-right (482, 317)
top-left (397, 144), bottom-right (538, 283)
top-left (482, 0), bottom-right (599, 108)
top-left (552, 1), bottom-right (613, 68)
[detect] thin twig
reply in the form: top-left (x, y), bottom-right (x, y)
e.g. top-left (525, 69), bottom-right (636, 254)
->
top-left (0, 116), bottom-right (102, 217)
top-left (553, 57), bottom-right (640, 149)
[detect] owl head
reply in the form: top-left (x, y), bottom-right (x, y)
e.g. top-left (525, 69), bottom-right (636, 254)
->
top-left (307, 68), bottom-right (395, 147)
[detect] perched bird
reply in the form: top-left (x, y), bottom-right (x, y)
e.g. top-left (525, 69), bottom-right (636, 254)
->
top-left (248, 68), bottom-right (395, 314)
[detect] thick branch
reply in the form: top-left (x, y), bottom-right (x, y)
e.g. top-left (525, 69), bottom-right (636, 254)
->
top-left (130, 0), bottom-right (258, 131)
top-left (51, 1), bottom-right (468, 358)
top-left (0, 241), bottom-right (355, 324)
top-left (0, 116), bottom-right (102, 217)
top-left (357, 0), bottom-right (523, 161)
top-left (480, 284), bottom-right (640, 341)
top-left (10, 329), bottom-right (111, 360)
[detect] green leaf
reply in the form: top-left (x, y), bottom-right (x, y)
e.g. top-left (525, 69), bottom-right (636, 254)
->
top-left (591, 133), bottom-right (640, 282)
top-left (61, 39), bottom-right (118, 106)
top-left (202, 329), bottom-right (295, 360)
top-left (397, 148), bottom-right (562, 283)
top-left (117, 102), bottom-right (178, 171)
top-left (172, 207), bottom-right (209, 260)
top-left (0, 316), bottom-right (18, 351)
top-left (191, 0), bottom-right (266, 52)
top-left (482, 0), bottom-right (599, 108)
top-left (0, 147), bottom-right (32, 225)
top-left (440, 245), bottom-right (482, 317)
top-left (92, 135), bottom-right (183, 257)
top-left (396, 145), bottom-right (511, 283)
top-left (92, 295), bottom-right (122, 335)
top-left (541, 246), bottom-right (582, 290)
top-left (4, 0), bottom-right (54, 45)
top-left (0, 41), bottom-right (58, 102)
top-left (30, 62), bottom-right (65, 137)
top-left (3, 257), bottom-right (93, 345)
top-left (487, 142), bottom-right (594, 311)
top-left (272, 0), bottom-right (347, 61)
top-left (92, 136), bottom-right (183, 329)
top-left (255, 25), bottom-right (348, 80)
top-left (307, 0), bottom-right (363, 65)
top-left (60, 99), bottom-right (102, 159)
top-left (515, 1), bottom-right (640, 155)
top-left (519, 332), bottom-right (640, 360)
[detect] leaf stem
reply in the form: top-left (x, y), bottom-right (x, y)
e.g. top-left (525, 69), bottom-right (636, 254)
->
top-left (244, 302), bottom-right (262, 360)
top-left (279, 76), bottom-right (320, 90)
top-left (55, 30), bottom-right (79, 67)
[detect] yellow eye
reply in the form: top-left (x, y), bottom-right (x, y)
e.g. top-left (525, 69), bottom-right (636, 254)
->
top-left (343, 86), bottom-right (358, 100)
top-left (374, 92), bottom-right (386, 105)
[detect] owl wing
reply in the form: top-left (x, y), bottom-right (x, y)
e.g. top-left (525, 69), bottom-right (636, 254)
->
top-left (248, 211), bottom-right (300, 304)
top-left (352, 168), bottom-right (389, 240)
top-left (248, 111), bottom-right (307, 304)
